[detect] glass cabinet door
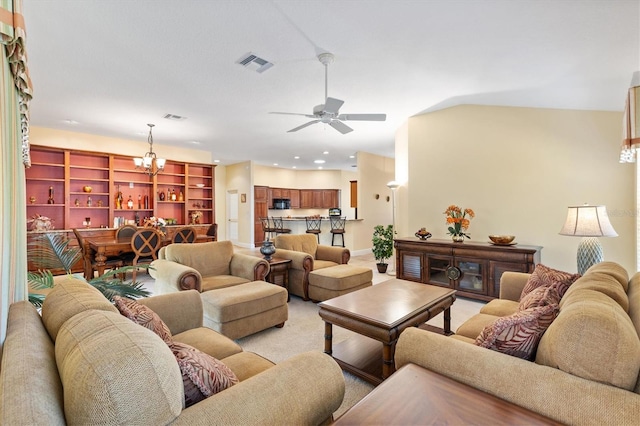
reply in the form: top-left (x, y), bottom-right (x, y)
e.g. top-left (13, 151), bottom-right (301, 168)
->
top-left (426, 256), bottom-right (453, 287)
top-left (455, 259), bottom-right (485, 293)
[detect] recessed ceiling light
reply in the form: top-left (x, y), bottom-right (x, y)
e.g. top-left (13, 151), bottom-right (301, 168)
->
top-left (292, 166), bottom-right (297, 169)
top-left (318, 166), bottom-right (323, 169)
top-left (294, 156), bottom-right (300, 159)
top-left (323, 151), bottom-right (329, 155)
top-left (314, 159), bottom-right (325, 164)
top-left (214, 159), bottom-right (221, 163)
top-left (273, 163), bottom-right (278, 166)
top-left (349, 155), bottom-right (355, 159)
top-left (188, 140), bottom-right (201, 145)
top-left (63, 119), bottom-right (79, 125)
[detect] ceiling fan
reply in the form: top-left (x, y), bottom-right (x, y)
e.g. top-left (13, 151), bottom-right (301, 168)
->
top-left (270, 52), bottom-right (386, 134)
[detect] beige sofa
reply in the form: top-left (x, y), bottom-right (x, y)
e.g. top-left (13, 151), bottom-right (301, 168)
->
top-left (273, 234), bottom-right (350, 300)
top-left (150, 240), bottom-right (269, 293)
top-left (0, 277), bottom-right (345, 425)
top-left (395, 261), bottom-right (640, 425)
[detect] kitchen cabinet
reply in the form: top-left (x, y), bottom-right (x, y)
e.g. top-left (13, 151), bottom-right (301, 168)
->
top-left (290, 189), bottom-right (300, 208)
top-left (395, 238), bottom-right (541, 302)
top-left (322, 190), bottom-right (338, 208)
top-left (350, 180), bottom-right (357, 208)
top-left (254, 186), bottom-right (269, 245)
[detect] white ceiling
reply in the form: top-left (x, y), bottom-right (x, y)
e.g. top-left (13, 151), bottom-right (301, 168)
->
top-left (23, 0), bottom-right (640, 171)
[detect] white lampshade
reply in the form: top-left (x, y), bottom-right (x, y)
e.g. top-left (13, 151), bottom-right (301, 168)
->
top-left (559, 205), bottom-right (618, 237)
top-left (133, 157), bottom-right (143, 167)
top-left (156, 158), bottom-right (166, 169)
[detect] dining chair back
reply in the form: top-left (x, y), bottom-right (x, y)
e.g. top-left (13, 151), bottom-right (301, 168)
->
top-left (115, 224), bottom-right (138, 240)
top-left (206, 223), bottom-right (218, 240)
top-left (172, 226), bottom-right (197, 243)
top-left (272, 217), bottom-right (292, 236)
top-left (330, 216), bottom-right (346, 247)
top-left (72, 228), bottom-right (123, 280)
top-left (260, 217), bottom-right (275, 241)
top-left (130, 228), bottom-right (163, 282)
top-left (305, 217), bottom-right (322, 242)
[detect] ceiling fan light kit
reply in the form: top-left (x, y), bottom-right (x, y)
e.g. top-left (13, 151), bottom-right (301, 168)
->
top-left (270, 52), bottom-right (386, 134)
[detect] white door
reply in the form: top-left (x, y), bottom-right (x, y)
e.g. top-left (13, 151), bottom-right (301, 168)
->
top-left (227, 191), bottom-right (239, 243)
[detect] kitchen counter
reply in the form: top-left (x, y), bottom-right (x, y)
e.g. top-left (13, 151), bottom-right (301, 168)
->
top-left (267, 217), bottom-right (362, 247)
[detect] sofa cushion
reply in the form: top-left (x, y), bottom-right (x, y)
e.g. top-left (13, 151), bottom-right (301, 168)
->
top-left (201, 275), bottom-right (251, 292)
top-left (536, 290), bottom-right (640, 391)
top-left (173, 327), bottom-right (244, 360)
top-left (273, 234), bottom-right (318, 257)
top-left (519, 285), bottom-right (561, 311)
top-left (220, 351), bottom-right (275, 382)
top-left (165, 241), bottom-right (233, 277)
top-left (55, 309), bottom-right (183, 425)
top-left (561, 265), bottom-right (629, 312)
top-left (313, 259), bottom-right (339, 270)
top-left (479, 299), bottom-right (519, 317)
top-left (114, 296), bottom-right (173, 345)
top-left (455, 313), bottom-right (499, 340)
top-left (475, 304), bottom-right (559, 360)
top-left (520, 263), bottom-right (581, 300)
top-left (41, 276), bottom-right (118, 341)
top-left (170, 342), bottom-right (239, 408)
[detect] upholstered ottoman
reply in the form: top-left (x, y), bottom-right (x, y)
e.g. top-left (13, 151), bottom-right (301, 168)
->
top-left (308, 265), bottom-right (373, 302)
top-left (200, 281), bottom-right (288, 340)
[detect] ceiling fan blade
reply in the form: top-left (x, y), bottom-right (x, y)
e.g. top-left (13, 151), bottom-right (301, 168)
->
top-left (287, 120), bottom-right (320, 132)
top-left (270, 112), bottom-right (317, 118)
top-left (329, 120), bottom-right (353, 134)
top-left (337, 113), bottom-right (387, 121)
top-left (323, 97), bottom-right (344, 114)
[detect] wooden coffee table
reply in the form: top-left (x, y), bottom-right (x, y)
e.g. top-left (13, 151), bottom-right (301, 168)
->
top-left (318, 279), bottom-right (456, 385)
top-left (333, 363), bottom-right (561, 425)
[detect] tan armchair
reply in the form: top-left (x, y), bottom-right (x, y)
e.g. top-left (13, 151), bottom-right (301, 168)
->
top-left (273, 234), bottom-right (350, 300)
top-left (150, 240), bottom-right (269, 294)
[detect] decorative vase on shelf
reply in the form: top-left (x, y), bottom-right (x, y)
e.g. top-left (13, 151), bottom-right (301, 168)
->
top-left (260, 240), bottom-right (276, 261)
top-left (452, 235), bottom-right (465, 243)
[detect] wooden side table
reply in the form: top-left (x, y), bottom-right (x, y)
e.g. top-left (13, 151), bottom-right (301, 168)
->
top-left (334, 363), bottom-right (560, 425)
top-left (265, 257), bottom-right (291, 301)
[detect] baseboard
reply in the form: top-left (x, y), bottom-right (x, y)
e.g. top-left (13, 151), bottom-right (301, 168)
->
top-left (351, 248), bottom-right (372, 257)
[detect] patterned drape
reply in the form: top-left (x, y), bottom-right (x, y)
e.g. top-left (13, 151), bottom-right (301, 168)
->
top-left (0, 0), bottom-right (28, 346)
top-left (0, 0), bottom-right (32, 167)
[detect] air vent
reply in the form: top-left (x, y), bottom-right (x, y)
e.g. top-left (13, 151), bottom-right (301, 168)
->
top-left (163, 113), bottom-right (187, 121)
top-left (236, 52), bottom-right (274, 73)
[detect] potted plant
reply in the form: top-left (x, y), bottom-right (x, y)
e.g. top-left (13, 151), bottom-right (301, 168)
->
top-left (27, 233), bottom-right (150, 307)
top-left (372, 224), bottom-right (394, 273)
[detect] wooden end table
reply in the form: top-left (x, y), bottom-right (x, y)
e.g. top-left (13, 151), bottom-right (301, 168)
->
top-left (265, 257), bottom-right (291, 301)
top-left (333, 363), bottom-right (561, 425)
top-left (318, 279), bottom-right (456, 385)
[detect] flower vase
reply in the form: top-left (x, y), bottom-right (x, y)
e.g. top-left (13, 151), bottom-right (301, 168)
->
top-left (452, 235), bottom-right (465, 243)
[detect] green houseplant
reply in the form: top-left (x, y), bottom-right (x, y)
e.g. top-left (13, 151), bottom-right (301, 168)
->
top-left (372, 224), bottom-right (394, 273)
top-left (28, 233), bottom-right (150, 307)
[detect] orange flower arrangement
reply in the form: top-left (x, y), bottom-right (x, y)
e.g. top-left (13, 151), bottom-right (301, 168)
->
top-left (444, 205), bottom-right (475, 239)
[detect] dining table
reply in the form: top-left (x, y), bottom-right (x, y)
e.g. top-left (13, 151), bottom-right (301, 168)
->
top-left (86, 234), bottom-right (214, 277)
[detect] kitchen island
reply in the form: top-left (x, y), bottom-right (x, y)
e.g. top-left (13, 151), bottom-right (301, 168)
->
top-left (269, 216), bottom-right (362, 248)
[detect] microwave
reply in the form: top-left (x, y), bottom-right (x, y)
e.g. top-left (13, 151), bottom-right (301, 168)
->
top-left (273, 198), bottom-right (290, 209)
top-left (328, 208), bottom-right (341, 216)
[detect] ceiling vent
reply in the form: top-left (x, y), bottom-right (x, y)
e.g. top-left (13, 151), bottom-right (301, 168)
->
top-left (236, 52), bottom-right (274, 73)
top-left (163, 113), bottom-right (187, 121)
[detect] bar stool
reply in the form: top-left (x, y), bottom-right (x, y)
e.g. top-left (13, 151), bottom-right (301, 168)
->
top-left (330, 216), bottom-right (346, 247)
top-left (260, 217), bottom-right (276, 241)
top-left (305, 216), bottom-right (322, 242)
top-left (272, 217), bottom-right (291, 235)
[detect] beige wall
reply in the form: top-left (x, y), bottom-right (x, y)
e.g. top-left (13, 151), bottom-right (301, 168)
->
top-left (224, 161), bottom-right (253, 246)
top-left (401, 105), bottom-right (635, 274)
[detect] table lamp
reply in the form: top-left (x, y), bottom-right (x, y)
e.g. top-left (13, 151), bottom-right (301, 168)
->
top-left (559, 204), bottom-right (617, 274)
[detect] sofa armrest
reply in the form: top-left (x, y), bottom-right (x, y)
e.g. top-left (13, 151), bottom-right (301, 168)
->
top-left (316, 245), bottom-right (350, 264)
top-left (137, 290), bottom-right (203, 335)
top-left (173, 352), bottom-right (345, 425)
top-left (274, 248), bottom-right (313, 272)
top-left (395, 327), bottom-right (640, 425)
top-left (499, 271), bottom-right (531, 301)
top-left (229, 253), bottom-right (270, 281)
top-left (149, 259), bottom-right (202, 293)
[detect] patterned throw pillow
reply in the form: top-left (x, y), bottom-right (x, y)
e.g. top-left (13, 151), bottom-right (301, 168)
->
top-left (475, 304), bottom-right (559, 360)
top-left (170, 342), bottom-right (239, 407)
top-left (520, 264), bottom-right (581, 300)
top-left (113, 296), bottom-right (173, 345)
top-left (518, 284), bottom-right (561, 311)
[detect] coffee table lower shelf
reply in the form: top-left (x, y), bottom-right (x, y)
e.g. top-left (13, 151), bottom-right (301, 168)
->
top-left (330, 334), bottom-right (384, 385)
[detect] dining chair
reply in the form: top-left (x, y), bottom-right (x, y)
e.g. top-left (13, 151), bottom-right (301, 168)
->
top-left (172, 226), bottom-right (197, 243)
top-left (72, 228), bottom-right (123, 280)
top-left (330, 216), bottom-right (346, 247)
top-left (272, 217), bottom-right (291, 236)
top-left (305, 217), bottom-right (322, 242)
top-left (115, 224), bottom-right (138, 240)
top-left (128, 228), bottom-right (163, 282)
top-left (206, 223), bottom-right (218, 240)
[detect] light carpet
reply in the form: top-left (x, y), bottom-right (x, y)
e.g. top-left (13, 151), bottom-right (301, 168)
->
top-left (236, 295), bottom-right (375, 418)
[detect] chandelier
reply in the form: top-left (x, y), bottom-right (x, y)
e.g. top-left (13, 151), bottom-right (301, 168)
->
top-left (133, 124), bottom-right (166, 176)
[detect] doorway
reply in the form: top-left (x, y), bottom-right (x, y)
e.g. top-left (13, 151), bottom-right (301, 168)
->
top-left (227, 190), bottom-right (239, 243)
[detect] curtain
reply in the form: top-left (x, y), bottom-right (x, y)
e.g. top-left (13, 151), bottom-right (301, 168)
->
top-left (0, 0), bottom-right (29, 346)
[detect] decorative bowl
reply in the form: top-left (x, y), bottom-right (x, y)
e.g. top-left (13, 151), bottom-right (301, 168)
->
top-left (195, 183), bottom-right (205, 188)
top-left (489, 235), bottom-right (516, 245)
top-left (82, 186), bottom-right (92, 193)
top-left (415, 229), bottom-right (432, 240)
